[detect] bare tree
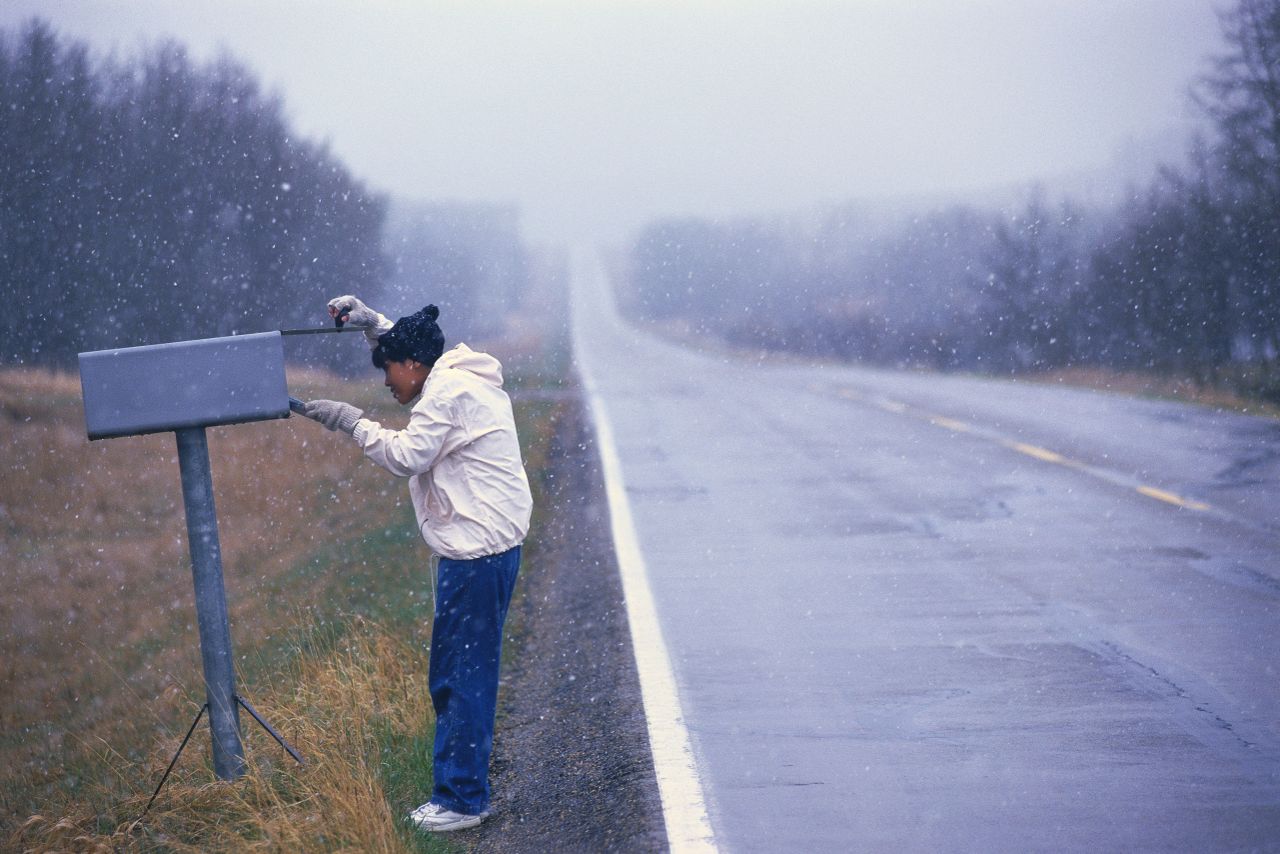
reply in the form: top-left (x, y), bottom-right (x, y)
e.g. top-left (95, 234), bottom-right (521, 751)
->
top-left (1199, 0), bottom-right (1280, 206)
top-left (1197, 0), bottom-right (1280, 361)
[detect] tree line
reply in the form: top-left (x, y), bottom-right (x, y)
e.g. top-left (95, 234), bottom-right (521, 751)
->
top-left (623, 0), bottom-right (1280, 399)
top-left (0, 19), bottom-right (389, 368)
top-left (0, 19), bottom-right (531, 372)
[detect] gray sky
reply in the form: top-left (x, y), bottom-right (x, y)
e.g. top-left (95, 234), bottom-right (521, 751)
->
top-left (1, 0), bottom-right (1224, 244)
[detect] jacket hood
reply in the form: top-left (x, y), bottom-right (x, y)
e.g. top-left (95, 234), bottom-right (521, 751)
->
top-left (433, 343), bottom-right (504, 388)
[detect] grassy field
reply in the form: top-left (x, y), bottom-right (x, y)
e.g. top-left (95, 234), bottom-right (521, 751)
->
top-left (1, 335), bottom-right (569, 851)
top-left (1028, 364), bottom-right (1280, 419)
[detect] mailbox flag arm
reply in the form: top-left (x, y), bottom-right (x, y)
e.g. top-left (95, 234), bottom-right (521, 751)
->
top-left (279, 326), bottom-right (365, 337)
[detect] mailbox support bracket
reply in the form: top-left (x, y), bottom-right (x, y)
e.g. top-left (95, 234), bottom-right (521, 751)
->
top-left (137, 689), bottom-right (306, 823)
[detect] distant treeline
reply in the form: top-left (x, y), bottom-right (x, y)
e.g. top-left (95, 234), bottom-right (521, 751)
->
top-left (624, 0), bottom-right (1280, 396)
top-left (0, 19), bottom-right (387, 368)
top-left (0, 19), bottom-right (533, 371)
top-left (383, 200), bottom-right (530, 343)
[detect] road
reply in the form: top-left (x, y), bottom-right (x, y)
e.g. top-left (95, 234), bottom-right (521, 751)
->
top-left (570, 252), bottom-right (1280, 852)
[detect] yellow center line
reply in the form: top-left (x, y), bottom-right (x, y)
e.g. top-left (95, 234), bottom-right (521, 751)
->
top-left (930, 416), bottom-right (971, 433)
top-left (1008, 442), bottom-right (1066, 464)
top-left (831, 384), bottom-right (1216, 515)
top-left (1136, 486), bottom-right (1212, 511)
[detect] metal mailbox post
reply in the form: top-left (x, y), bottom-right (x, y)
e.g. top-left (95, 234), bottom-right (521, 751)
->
top-left (79, 331), bottom-right (293, 781)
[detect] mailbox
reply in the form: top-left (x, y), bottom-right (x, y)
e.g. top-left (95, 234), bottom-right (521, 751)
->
top-left (77, 328), bottom-right (308, 784)
top-left (79, 331), bottom-right (290, 440)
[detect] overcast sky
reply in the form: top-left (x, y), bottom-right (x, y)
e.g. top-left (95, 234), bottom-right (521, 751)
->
top-left (1, 1), bottom-right (1225, 244)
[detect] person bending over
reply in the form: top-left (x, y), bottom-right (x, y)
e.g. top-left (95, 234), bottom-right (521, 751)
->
top-left (300, 296), bottom-right (532, 833)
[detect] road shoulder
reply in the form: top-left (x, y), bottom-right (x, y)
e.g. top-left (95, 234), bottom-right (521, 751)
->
top-left (469, 391), bottom-right (667, 853)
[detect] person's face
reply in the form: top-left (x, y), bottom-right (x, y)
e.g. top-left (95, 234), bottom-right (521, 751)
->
top-left (383, 359), bottom-right (430, 405)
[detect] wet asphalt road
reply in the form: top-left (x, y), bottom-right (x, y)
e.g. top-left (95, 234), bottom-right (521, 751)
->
top-left (570, 253), bottom-right (1280, 852)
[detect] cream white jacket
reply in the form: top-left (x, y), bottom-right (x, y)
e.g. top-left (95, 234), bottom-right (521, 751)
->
top-left (351, 343), bottom-right (532, 560)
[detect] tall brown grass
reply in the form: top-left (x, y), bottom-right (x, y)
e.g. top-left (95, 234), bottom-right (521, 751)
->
top-left (2, 331), bottom-right (562, 849)
top-left (0, 366), bottom-right (426, 831)
top-left (1030, 365), bottom-right (1280, 418)
top-left (9, 616), bottom-right (442, 852)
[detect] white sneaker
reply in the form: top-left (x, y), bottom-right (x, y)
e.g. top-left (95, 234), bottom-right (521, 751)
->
top-left (407, 801), bottom-right (489, 832)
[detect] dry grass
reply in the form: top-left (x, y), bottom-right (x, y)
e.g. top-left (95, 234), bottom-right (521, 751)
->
top-left (0, 365), bottom-right (427, 831)
top-left (0, 347), bottom-right (565, 850)
top-left (8, 617), bottom-right (442, 852)
top-left (0, 234), bottom-right (580, 845)
top-left (1027, 365), bottom-right (1280, 420)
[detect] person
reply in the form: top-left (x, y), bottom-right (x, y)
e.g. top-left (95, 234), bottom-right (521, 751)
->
top-left (299, 295), bottom-right (533, 833)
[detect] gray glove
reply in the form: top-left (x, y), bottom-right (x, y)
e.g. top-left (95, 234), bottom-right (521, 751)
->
top-left (327, 295), bottom-right (394, 345)
top-left (302, 399), bottom-right (365, 435)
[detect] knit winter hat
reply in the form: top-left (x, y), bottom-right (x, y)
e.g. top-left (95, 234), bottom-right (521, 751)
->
top-left (372, 304), bottom-right (446, 368)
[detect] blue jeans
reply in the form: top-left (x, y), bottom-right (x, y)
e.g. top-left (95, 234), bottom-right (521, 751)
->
top-left (429, 545), bottom-right (521, 815)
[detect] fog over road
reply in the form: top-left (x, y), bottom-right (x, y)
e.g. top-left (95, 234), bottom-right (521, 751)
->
top-left (570, 252), bottom-right (1280, 852)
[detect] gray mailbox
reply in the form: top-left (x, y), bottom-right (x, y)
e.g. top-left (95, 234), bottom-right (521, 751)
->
top-left (79, 331), bottom-right (289, 440)
top-left (78, 329), bottom-right (316, 792)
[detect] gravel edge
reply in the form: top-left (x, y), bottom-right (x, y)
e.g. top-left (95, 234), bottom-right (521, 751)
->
top-left (467, 390), bottom-right (667, 853)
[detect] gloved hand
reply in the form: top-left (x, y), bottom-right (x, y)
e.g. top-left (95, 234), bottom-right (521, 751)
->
top-left (301, 399), bottom-right (365, 435)
top-left (327, 295), bottom-right (394, 345)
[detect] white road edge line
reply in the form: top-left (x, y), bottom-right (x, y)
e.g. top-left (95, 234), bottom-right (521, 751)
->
top-left (571, 248), bottom-right (717, 853)
top-left (579, 382), bottom-right (719, 853)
